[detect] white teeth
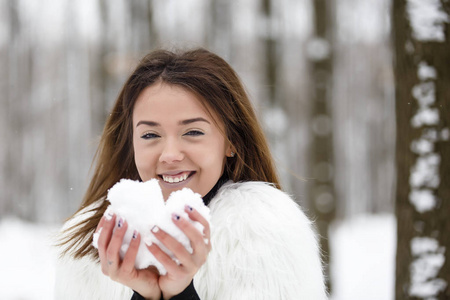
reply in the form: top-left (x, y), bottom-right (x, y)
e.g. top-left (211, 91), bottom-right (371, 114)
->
top-left (162, 173), bottom-right (189, 183)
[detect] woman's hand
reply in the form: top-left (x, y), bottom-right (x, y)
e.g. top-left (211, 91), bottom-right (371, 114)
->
top-left (147, 205), bottom-right (211, 299)
top-left (95, 213), bottom-right (161, 300)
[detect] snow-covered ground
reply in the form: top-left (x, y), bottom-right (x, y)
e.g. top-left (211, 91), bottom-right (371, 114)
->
top-left (329, 214), bottom-right (396, 300)
top-left (0, 214), bottom-right (396, 300)
top-left (0, 218), bottom-right (58, 299)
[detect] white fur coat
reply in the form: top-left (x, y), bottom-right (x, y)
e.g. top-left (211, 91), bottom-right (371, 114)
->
top-left (55, 181), bottom-right (327, 299)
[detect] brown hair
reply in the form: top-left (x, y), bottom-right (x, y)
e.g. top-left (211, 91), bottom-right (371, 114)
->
top-left (59, 48), bottom-right (280, 259)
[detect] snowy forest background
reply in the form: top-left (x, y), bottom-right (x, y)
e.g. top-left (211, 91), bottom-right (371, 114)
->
top-left (1, 0), bottom-right (449, 299)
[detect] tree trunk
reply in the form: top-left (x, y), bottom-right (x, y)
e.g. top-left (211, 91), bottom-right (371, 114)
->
top-left (393, 0), bottom-right (450, 298)
top-left (309, 0), bottom-right (336, 292)
top-left (206, 0), bottom-right (232, 59)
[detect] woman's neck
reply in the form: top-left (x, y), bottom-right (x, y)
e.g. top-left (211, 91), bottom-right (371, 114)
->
top-left (202, 174), bottom-right (229, 205)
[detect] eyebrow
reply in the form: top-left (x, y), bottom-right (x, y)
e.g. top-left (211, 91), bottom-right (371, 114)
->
top-left (136, 117), bottom-right (210, 128)
top-left (180, 117), bottom-right (211, 125)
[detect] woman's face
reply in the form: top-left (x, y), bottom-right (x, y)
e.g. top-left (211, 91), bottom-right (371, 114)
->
top-left (132, 82), bottom-right (232, 200)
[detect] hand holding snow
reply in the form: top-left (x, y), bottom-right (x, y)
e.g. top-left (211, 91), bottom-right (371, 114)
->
top-left (92, 179), bottom-right (210, 275)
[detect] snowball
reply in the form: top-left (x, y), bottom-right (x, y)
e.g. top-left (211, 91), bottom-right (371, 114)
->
top-left (411, 237), bottom-right (440, 256)
top-left (92, 179), bottom-right (210, 275)
top-left (409, 154), bottom-right (440, 189)
top-left (409, 253), bottom-right (446, 297)
top-left (417, 61), bottom-right (437, 81)
top-left (409, 237), bottom-right (446, 297)
top-left (412, 82), bottom-right (436, 107)
top-left (406, 0), bottom-right (449, 42)
top-left (410, 82), bottom-right (439, 128)
top-left (409, 278), bottom-right (447, 298)
top-left (411, 108), bottom-right (439, 128)
top-left (410, 138), bottom-right (434, 155)
top-left (409, 189), bottom-right (436, 213)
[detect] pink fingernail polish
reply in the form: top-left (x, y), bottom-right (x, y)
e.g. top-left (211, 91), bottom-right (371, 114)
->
top-left (172, 213), bottom-right (181, 221)
top-left (132, 230), bottom-right (138, 239)
top-left (185, 205), bottom-right (193, 212)
top-left (117, 218), bottom-right (124, 228)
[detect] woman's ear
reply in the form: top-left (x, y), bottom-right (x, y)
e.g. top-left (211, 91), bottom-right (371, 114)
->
top-left (226, 144), bottom-right (236, 158)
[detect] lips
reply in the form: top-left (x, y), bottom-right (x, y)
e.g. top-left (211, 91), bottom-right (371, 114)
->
top-left (159, 171), bottom-right (194, 184)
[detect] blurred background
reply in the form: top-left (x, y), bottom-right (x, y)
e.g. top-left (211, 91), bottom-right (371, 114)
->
top-left (1, 0), bottom-right (398, 299)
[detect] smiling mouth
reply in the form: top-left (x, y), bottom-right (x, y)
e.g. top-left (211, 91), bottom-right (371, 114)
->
top-left (160, 171), bottom-right (194, 184)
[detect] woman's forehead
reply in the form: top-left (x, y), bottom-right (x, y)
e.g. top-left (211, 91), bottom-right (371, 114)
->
top-left (132, 82), bottom-right (226, 130)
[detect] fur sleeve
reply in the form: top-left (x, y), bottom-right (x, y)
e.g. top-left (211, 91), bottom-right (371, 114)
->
top-left (54, 202), bottom-right (133, 299)
top-left (194, 182), bottom-right (328, 300)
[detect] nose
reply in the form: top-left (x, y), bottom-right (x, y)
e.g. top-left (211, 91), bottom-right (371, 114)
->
top-left (159, 138), bottom-right (184, 164)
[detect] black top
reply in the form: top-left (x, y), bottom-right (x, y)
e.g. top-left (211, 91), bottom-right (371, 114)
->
top-left (202, 174), bottom-right (228, 206)
top-left (131, 175), bottom-right (228, 300)
top-left (131, 280), bottom-right (199, 300)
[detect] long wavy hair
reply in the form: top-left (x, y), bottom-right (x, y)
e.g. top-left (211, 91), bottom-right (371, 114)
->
top-left (59, 48), bottom-right (280, 259)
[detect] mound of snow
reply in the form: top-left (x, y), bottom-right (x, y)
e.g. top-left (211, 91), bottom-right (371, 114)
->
top-left (93, 179), bottom-right (210, 275)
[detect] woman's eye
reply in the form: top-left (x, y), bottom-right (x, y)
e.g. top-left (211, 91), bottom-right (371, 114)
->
top-left (184, 130), bottom-right (204, 137)
top-left (141, 132), bottom-right (160, 140)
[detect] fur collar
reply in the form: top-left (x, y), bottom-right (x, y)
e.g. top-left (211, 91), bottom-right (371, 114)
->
top-left (55, 181), bottom-right (327, 299)
top-left (194, 181), bottom-right (327, 299)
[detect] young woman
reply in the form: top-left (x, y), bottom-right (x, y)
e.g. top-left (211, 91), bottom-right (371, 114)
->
top-left (56, 48), bottom-right (327, 300)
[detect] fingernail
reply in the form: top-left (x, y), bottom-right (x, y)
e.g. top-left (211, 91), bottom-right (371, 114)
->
top-left (104, 207), bottom-right (113, 220)
top-left (185, 205), bottom-right (193, 212)
top-left (172, 213), bottom-right (181, 221)
top-left (117, 217), bottom-right (124, 228)
top-left (132, 230), bottom-right (138, 239)
top-left (143, 237), bottom-right (153, 247)
top-left (92, 229), bottom-right (102, 248)
top-left (152, 226), bottom-right (159, 233)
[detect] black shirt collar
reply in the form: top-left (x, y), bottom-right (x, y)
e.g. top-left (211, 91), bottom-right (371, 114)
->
top-left (202, 174), bottom-right (229, 206)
